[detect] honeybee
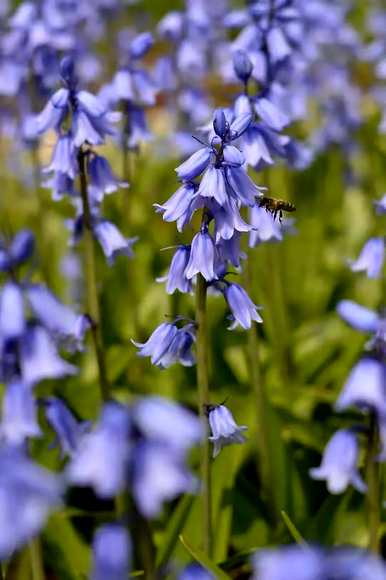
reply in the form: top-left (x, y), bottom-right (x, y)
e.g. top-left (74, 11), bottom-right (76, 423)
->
top-left (257, 196), bottom-right (296, 222)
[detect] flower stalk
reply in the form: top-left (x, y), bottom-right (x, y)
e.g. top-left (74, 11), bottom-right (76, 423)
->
top-left (77, 148), bottom-right (109, 401)
top-left (195, 270), bottom-right (213, 557)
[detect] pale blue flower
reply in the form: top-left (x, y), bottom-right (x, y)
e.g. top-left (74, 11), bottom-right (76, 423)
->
top-left (309, 429), bottom-right (366, 494)
top-left (1, 381), bottom-right (41, 444)
top-left (91, 524), bottom-right (131, 580)
top-left (208, 404), bottom-right (247, 458)
top-left (335, 358), bottom-right (386, 417)
top-left (349, 237), bottom-right (385, 279)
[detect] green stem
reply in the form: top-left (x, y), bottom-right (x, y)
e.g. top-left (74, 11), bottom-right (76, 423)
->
top-left (366, 412), bottom-right (380, 553)
top-left (77, 149), bottom-right (109, 401)
top-left (29, 538), bottom-right (45, 580)
top-left (195, 273), bottom-right (213, 557)
top-left (245, 254), bottom-right (278, 524)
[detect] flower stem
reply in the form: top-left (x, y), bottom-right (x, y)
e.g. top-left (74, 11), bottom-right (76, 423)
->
top-left (77, 148), bottom-right (109, 401)
top-left (195, 272), bottom-right (213, 557)
top-left (29, 538), bottom-right (45, 580)
top-left (245, 253), bottom-right (278, 524)
top-left (366, 412), bottom-right (380, 553)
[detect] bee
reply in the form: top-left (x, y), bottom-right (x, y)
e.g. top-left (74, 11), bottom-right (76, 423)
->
top-left (257, 196), bottom-right (296, 222)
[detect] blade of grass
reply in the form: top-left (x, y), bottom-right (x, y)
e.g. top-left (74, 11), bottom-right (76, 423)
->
top-left (179, 535), bottom-right (231, 580)
top-left (280, 510), bottom-right (308, 547)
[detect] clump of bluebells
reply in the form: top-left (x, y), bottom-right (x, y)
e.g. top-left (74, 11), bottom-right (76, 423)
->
top-left (310, 197), bottom-right (385, 497)
top-left (34, 55), bottom-right (136, 264)
top-left (134, 107), bottom-right (265, 455)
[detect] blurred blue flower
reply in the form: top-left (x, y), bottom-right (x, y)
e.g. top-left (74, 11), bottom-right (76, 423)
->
top-left (223, 282), bottom-right (263, 330)
top-left (133, 396), bottom-right (202, 452)
top-left (207, 404), bottom-right (247, 458)
top-left (252, 545), bottom-right (323, 580)
top-left (0, 447), bottom-right (62, 560)
top-left (21, 325), bottom-right (77, 385)
top-left (179, 563), bottom-right (214, 580)
top-left (349, 237), bottom-right (385, 279)
top-left (93, 220), bottom-right (137, 265)
top-left (0, 230), bottom-right (34, 272)
top-left (337, 300), bottom-right (380, 333)
top-left (374, 193), bottom-right (386, 215)
top-left (43, 397), bottom-right (87, 458)
top-left (309, 429), bottom-right (366, 494)
top-left (0, 282), bottom-right (25, 341)
top-left (67, 402), bottom-right (131, 499)
top-left (91, 524), bottom-right (131, 580)
top-left (132, 440), bottom-right (196, 518)
top-left (1, 381), bottom-right (41, 445)
top-left (154, 183), bottom-right (197, 232)
top-left (335, 357), bottom-right (386, 417)
top-left (27, 284), bottom-right (90, 351)
top-left (249, 203), bottom-right (283, 245)
top-left (233, 50), bottom-right (253, 83)
top-left (87, 153), bottom-right (128, 204)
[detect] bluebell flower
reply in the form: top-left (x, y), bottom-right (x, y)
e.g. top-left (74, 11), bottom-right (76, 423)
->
top-left (249, 203), bottom-right (283, 245)
top-left (255, 97), bottom-right (290, 132)
top-left (21, 325), bottom-right (77, 385)
top-left (251, 546), bottom-right (323, 580)
top-left (0, 282), bottom-right (25, 340)
top-left (27, 284), bottom-right (90, 351)
top-left (133, 396), bottom-right (202, 453)
top-left (44, 133), bottom-right (77, 179)
top-left (132, 440), bottom-right (196, 518)
top-left (335, 358), bottom-right (386, 417)
top-left (337, 300), bottom-right (380, 333)
top-left (66, 402), bottom-right (131, 498)
top-left (185, 228), bottom-right (217, 282)
top-left (233, 50), bottom-right (253, 83)
top-left (158, 246), bottom-right (192, 294)
top-left (129, 31), bottom-right (153, 59)
top-left (309, 429), bottom-right (366, 494)
top-left (35, 87), bottom-right (70, 135)
top-left (326, 548), bottom-right (386, 580)
top-left (91, 524), bottom-right (131, 580)
top-left (93, 220), bottom-right (137, 265)
top-left (216, 233), bottom-right (246, 269)
top-left (0, 230), bottom-right (34, 272)
top-left (132, 322), bottom-right (196, 369)
top-left (0, 446), bottom-right (62, 559)
top-left (176, 148), bottom-right (212, 181)
top-left (211, 198), bottom-right (251, 242)
top-left (179, 563), bottom-right (214, 580)
top-left (207, 404), bottom-right (247, 458)
top-left (43, 397), bottom-right (87, 458)
top-left (154, 183), bottom-right (197, 232)
top-left (224, 283), bottom-right (263, 330)
top-left (349, 237), bottom-right (385, 279)
top-left (87, 154), bottom-right (128, 204)
top-left (1, 381), bottom-right (41, 444)
top-left (374, 193), bottom-right (386, 215)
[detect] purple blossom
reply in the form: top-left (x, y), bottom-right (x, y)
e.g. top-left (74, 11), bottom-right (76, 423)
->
top-left (91, 524), bottom-right (131, 580)
top-left (185, 229), bottom-right (217, 282)
top-left (0, 447), bottom-right (62, 559)
top-left (158, 246), bottom-right (192, 294)
top-left (224, 283), bottom-right (263, 330)
top-left (93, 220), bottom-right (137, 265)
top-left (335, 358), bottom-right (386, 417)
top-left (349, 237), bottom-right (385, 279)
top-left (87, 154), bottom-right (128, 203)
top-left (309, 429), bottom-right (366, 494)
top-left (132, 322), bottom-right (196, 369)
top-left (1, 381), bottom-right (41, 444)
top-left (249, 204), bottom-right (283, 245)
top-left (43, 397), bottom-right (87, 458)
top-left (337, 300), bottom-right (380, 333)
top-left (132, 441), bottom-right (196, 518)
top-left (179, 563), bottom-right (215, 580)
top-left (207, 404), bottom-right (247, 458)
top-left (66, 402), bottom-right (131, 498)
top-left (252, 546), bottom-right (323, 580)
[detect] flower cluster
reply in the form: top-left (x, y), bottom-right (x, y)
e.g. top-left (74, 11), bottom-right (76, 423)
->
top-left (310, 196), bottom-right (385, 492)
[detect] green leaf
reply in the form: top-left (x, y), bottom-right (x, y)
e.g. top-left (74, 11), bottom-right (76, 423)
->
top-left (156, 494), bottom-right (196, 571)
top-left (280, 511), bottom-right (308, 546)
top-left (179, 535), bottom-right (232, 580)
top-left (43, 513), bottom-right (91, 580)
